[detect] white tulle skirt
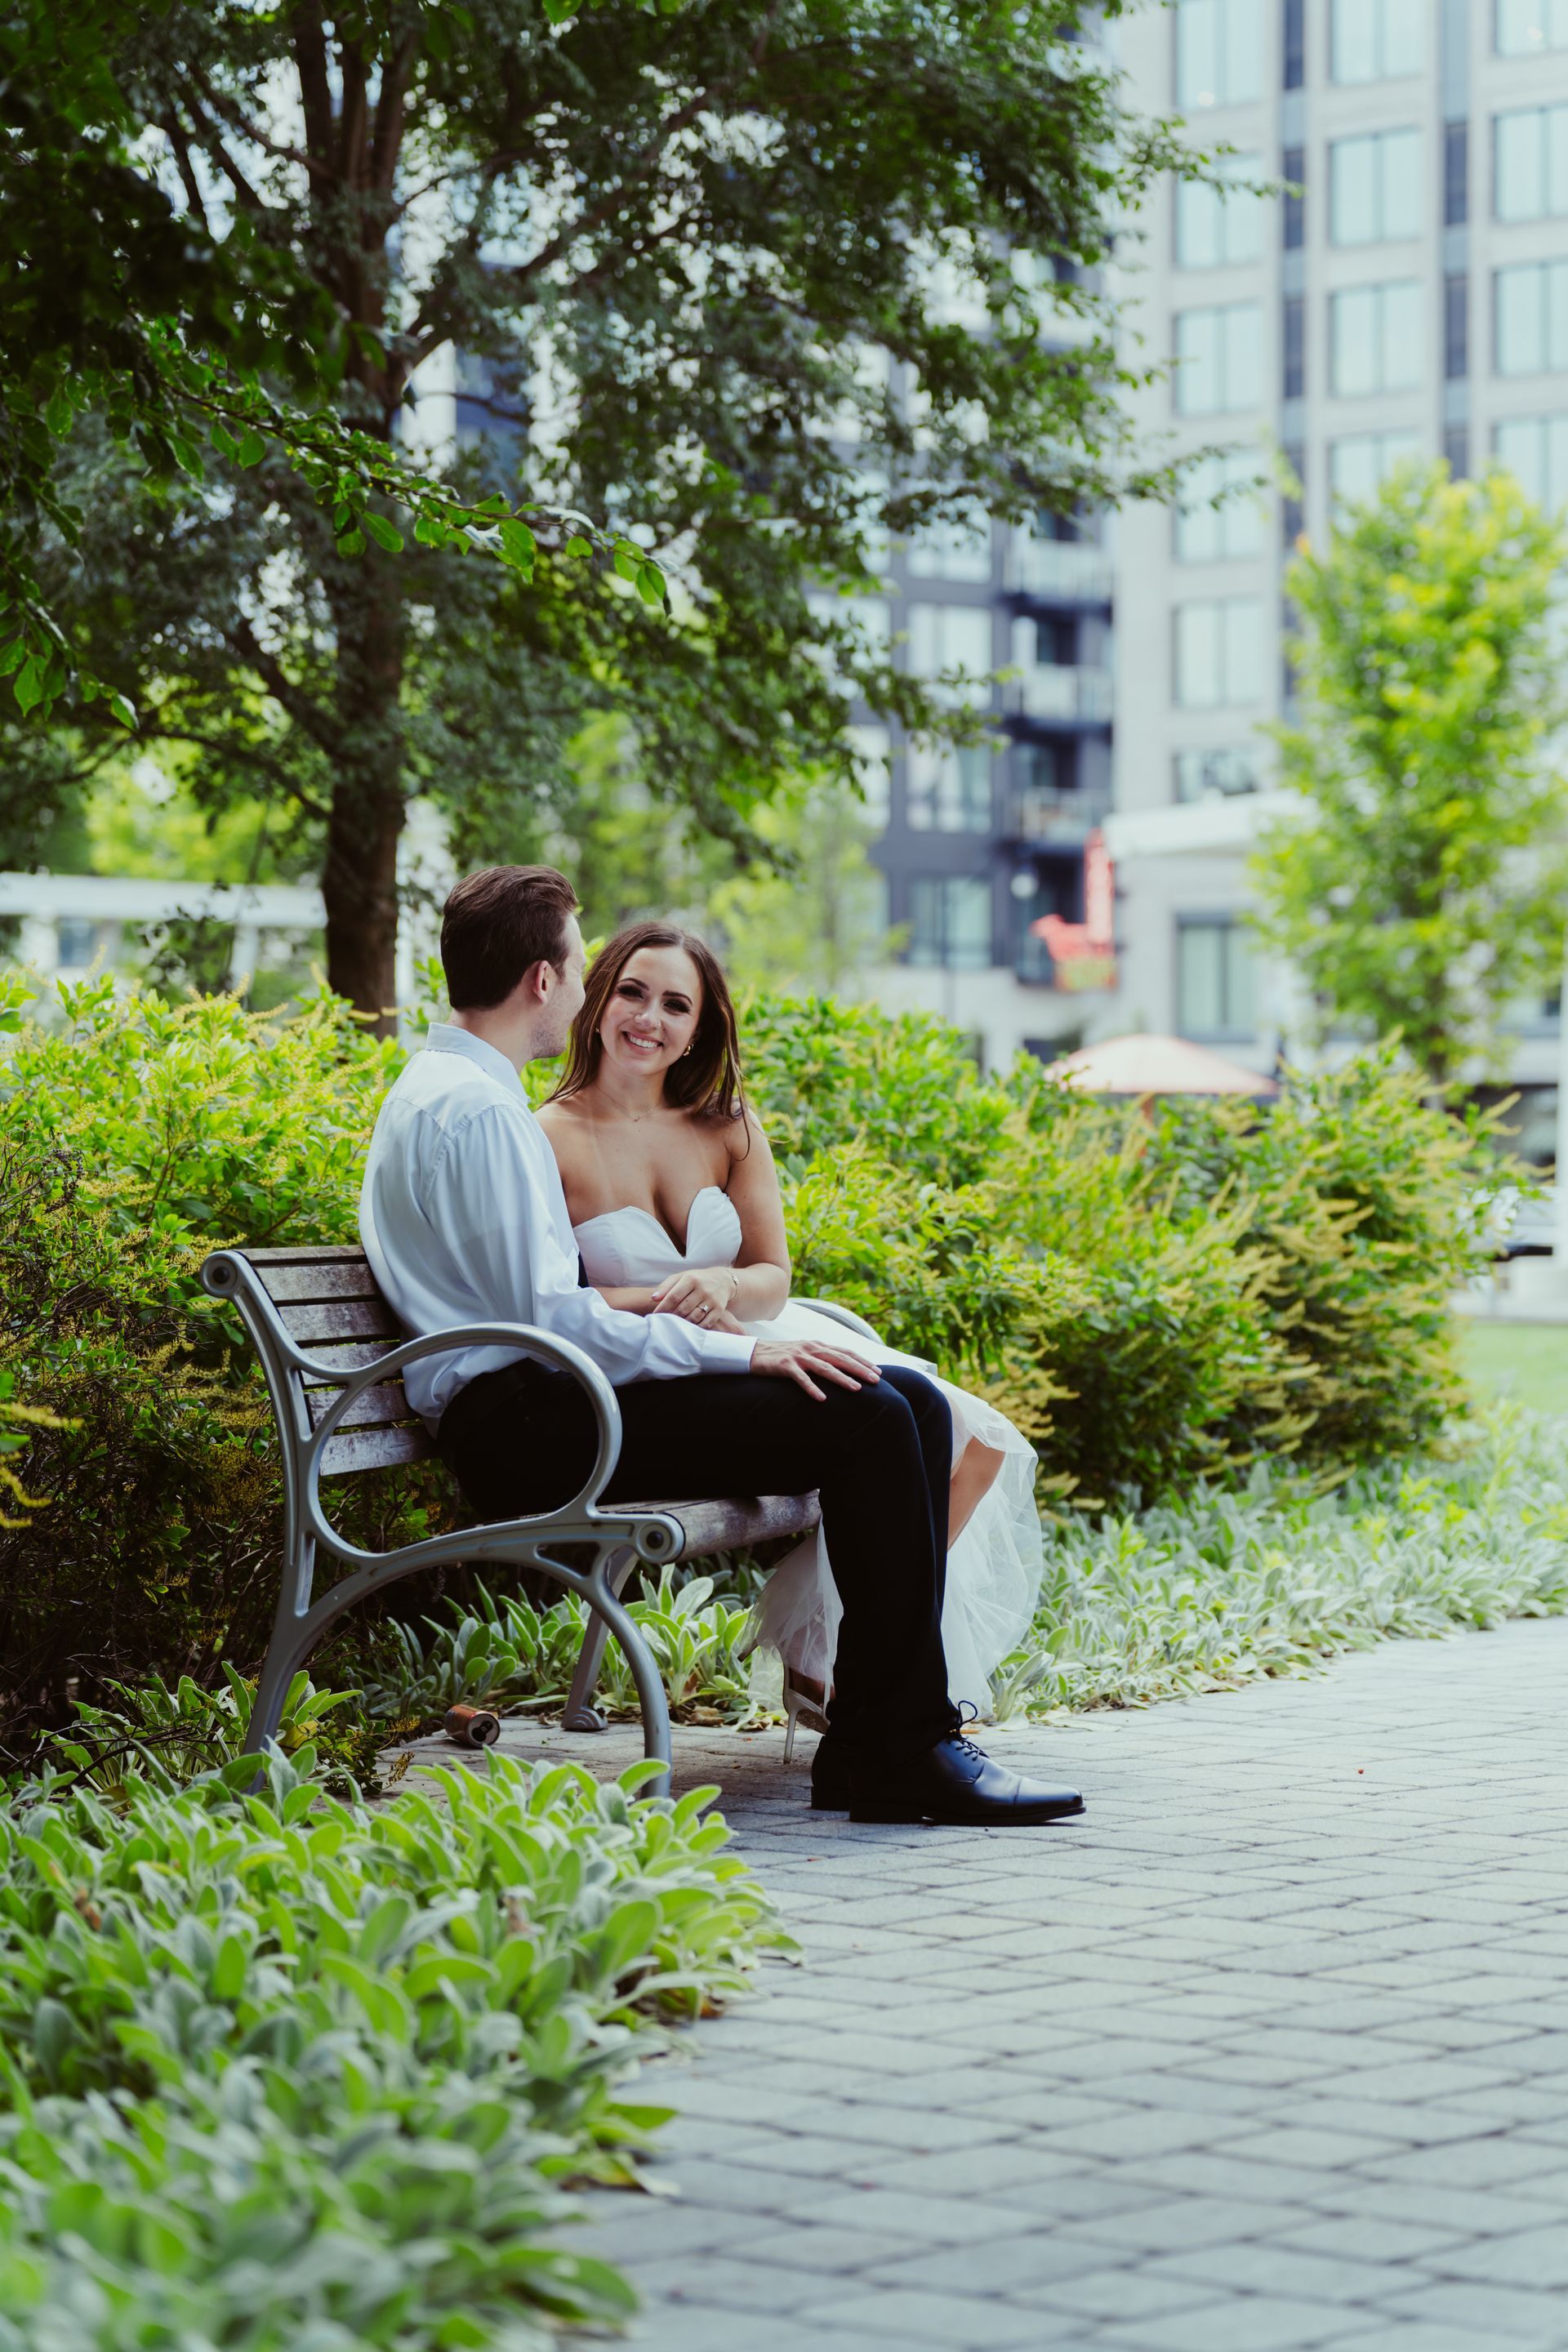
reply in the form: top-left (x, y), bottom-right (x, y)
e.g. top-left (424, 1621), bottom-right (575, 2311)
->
top-left (738, 1302), bottom-right (1044, 1716)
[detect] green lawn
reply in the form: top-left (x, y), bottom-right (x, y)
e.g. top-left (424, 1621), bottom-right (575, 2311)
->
top-left (1461, 1320), bottom-right (1568, 1416)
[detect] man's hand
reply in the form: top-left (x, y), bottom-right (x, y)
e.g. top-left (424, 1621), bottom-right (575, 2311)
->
top-left (651, 1265), bottom-right (739, 1326)
top-left (751, 1337), bottom-right (881, 1401)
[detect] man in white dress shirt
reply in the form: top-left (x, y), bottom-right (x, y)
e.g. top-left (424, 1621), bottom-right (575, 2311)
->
top-left (360, 864), bottom-right (1082, 1827)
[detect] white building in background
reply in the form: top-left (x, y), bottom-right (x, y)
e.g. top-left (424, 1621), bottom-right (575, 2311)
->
top-left (1107, 0), bottom-right (1568, 1138)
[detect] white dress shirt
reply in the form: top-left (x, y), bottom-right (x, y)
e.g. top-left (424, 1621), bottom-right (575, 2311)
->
top-left (359, 1025), bottom-right (755, 1424)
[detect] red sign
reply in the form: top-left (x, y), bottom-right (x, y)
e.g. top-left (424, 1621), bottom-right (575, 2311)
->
top-left (1031, 830), bottom-right (1117, 991)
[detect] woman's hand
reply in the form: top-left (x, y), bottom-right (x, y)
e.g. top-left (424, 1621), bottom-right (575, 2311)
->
top-left (650, 1265), bottom-right (740, 1327)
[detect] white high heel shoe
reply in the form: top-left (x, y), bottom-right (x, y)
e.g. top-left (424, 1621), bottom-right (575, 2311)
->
top-left (782, 1669), bottom-right (831, 1762)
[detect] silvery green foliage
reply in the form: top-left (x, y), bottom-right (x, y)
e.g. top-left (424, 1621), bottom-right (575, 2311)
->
top-left (0, 1744), bottom-right (782, 2345)
top-left (991, 1407), bottom-right (1568, 1719)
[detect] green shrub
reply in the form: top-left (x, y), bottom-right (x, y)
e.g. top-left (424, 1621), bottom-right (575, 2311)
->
top-left (0, 965), bottom-right (1497, 1725)
top-left (0, 1741), bottom-right (782, 2347)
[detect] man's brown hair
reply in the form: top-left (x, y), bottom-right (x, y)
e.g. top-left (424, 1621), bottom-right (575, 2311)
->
top-left (439, 866), bottom-right (579, 1009)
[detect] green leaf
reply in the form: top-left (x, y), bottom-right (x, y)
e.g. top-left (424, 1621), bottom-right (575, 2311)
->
top-left (45, 386), bottom-right (73, 438)
top-left (564, 534), bottom-right (592, 558)
top-left (14, 656), bottom-right (44, 714)
top-left (236, 428), bottom-right (267, 467)
top-left (336, 529), bottom-right (367, 557)
top-left (107, 690), bottom-right (137, 730)
top-left (0, 637), bottom-right (25, 678)
top-left (499, 517), bottom-right (536, 571)
top-left (361, 510), bottom-right (405, 554)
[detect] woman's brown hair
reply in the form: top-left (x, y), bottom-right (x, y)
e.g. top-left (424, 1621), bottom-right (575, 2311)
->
top-left (548, 921), bottom-right (747, 1126)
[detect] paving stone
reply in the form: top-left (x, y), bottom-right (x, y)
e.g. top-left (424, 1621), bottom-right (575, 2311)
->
top-left (489, 1618), bottom-right (1568, 2349)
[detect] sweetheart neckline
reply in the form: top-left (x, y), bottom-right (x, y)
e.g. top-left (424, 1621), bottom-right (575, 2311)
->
top-left (571, 1183), bottom-right (734, 1262)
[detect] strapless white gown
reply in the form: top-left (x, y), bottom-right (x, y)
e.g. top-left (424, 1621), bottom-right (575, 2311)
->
top-left (572, 1186), bottom-right (1044, 1714)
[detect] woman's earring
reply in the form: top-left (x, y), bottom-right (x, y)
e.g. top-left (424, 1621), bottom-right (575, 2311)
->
top-left (682, 1043), bottom-right (693, 1057)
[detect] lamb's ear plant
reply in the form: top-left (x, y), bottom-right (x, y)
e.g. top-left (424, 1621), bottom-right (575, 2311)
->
top-left (0, 1745), bottom-right (786, 2346)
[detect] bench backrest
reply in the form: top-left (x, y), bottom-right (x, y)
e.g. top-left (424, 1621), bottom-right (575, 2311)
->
top-left (241, 1245), bottom-right (432, 1477)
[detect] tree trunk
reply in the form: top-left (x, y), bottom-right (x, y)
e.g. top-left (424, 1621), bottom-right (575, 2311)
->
top-left (324, 550), bottom-right (406, 1032)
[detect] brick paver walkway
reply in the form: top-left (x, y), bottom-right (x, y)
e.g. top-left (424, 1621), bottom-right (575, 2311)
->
top-left (490, 1616), bottom-right (1568, 2351)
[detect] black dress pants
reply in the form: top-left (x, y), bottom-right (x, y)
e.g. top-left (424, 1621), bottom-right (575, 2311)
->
top-left (437, 1357), bottom-right (958, 1756)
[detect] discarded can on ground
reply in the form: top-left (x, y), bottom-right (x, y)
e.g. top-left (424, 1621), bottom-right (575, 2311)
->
top-left (443, 1704), bottom-right (501, 1747)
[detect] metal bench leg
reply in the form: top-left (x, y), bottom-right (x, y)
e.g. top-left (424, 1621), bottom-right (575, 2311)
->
top-left (244, 1641), bottom-right (301, 1761)
top-left (563, 1544), bottom-right (640, 1731)
top-left (589, 1573), bottom-right (673, 1800)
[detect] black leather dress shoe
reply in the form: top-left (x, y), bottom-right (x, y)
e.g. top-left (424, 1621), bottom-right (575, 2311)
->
top-left (849, 1730), bottom-right (1084, 1826)
top-left (810, 1735), bottom-right (853, 1811)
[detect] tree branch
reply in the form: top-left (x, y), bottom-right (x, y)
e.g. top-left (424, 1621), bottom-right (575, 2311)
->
top-left (158, 110), bottom-right (210, 228)
top-left (180, 63), bottom-right (333, 189)
top-left (338, 36), bottom-right (368, 188)
top-left (138, 724), bottom-right (334, 823)
top-left (292, 6), bottom-right (336, 178)
top-left (227, 618), bottom-right (345, 767)
top-left (371, 27), bottom-right (421, 196)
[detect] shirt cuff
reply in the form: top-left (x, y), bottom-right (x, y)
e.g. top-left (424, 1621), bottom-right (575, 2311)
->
top-left (699, 1330), bottom-right (755, 1373)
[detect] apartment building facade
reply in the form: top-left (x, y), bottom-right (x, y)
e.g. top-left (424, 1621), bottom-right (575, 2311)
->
top-left (1106, 0), bottom-right (1568, 1120)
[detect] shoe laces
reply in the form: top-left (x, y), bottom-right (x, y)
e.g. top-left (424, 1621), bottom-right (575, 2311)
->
top-left (943, 1701), bottom-right (988, 1762)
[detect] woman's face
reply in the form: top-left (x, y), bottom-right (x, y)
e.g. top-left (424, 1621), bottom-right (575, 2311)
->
top-left (597, 944), bottom-right (704, 1085)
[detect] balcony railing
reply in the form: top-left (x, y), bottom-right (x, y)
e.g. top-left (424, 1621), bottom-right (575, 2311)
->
top-left (1004, 785), bottom-right (1114, 840)
top-left (1004, 663), bottom-right (1115, 727)
top-left (1004, 538), bottom-right (1115, 604)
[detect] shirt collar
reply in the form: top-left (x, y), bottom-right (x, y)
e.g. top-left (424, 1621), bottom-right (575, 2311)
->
top-left (423, 1022), bottom-right (526, 1091)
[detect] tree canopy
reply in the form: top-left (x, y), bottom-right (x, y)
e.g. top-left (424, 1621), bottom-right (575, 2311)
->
top-left (6, 0), bottom-right (1202, 1018)
top-left (1251, 461), bottom-right (1568, 1088)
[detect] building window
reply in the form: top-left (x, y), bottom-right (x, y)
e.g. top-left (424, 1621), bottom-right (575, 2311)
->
top-left (906, 509), bottom-right (992, 584)
top-left (1175, 0), bottom-right (1263, 106)
top-left (1175, 449), bottom-right (1266, 561)
top-left (1281, 440), bottom-right (1305, 545)
top-left (1330, 129), bottom-right (1422, 244)
top-left (1282, 294), bottom-right (1305, 399)
top-left (1330, 281), bottom-right (1422, 395)
top-left (1494, 105), bottom-right (1568, 224)
top-left (1446, 274), bottom-right (1470, 380)
top-left (1282, 145), bottom-right (1306, 250)
top-left (1445, 425), bottom-right (1471, 479)
top-left (906, 745), bottom-right (993, 833)
top-left (1174, 302), bottom-right (1263, 415)
top-left (1174, 749), bottom-right (1261, 801)
top-left (1497, 0), bottom-right (1568, 56)
top-left (907, 875), bottom-right (993, 969)
top-left (1494, 259), bottom-right (1568, 375)
top-left (1331, 0), bottom-right (1423, 82)
top-left (1494, 412), bottom-right (1568, 507)
top-left (1174, 599), bottom-right (1264, 708)
top-left (1446, 122), bottom-right (1469, 227)
top-left (1178, 919), bottom-right (1258, 1039)
top-left (847, 724), bottom-right (892, 827)
top-left (1176, 154), bottom-right (1264, 268)
top-left (906, 603), bottom-right (993, 706)
top-left (1329, 430), bottom-right (1423, 503)
top-left (1284, 0), bottom-right (1307, 88)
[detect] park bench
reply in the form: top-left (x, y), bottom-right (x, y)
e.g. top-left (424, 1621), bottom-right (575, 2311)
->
top-left (200, 1243), bottom-right (866, 1795)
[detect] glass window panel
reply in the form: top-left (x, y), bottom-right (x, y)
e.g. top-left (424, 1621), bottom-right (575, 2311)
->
top-left (1330, 431), bottom-right (1423, 503)
top-left (1497, 0), bottom-right (1540, 49)
top-left (1223, 304), bottom-right (1262, 409)
top-left (1223, 601), bottom-right (1263, 702)
top-left (1550, 261), bottom-right (1568, 369)
top-left (1383, 129), bottom-right (1422, 237)
top-left (907, 508), bottom-right (991, 581)
top-left (1175, 155), bottom-right (1263, 270)
top-left (1498, 109), bottom-right (1547, 221)
top-left (1332, 0), bottom-right (1377, 80)
top-left (1176, 0), bottom-right (1260, 105)
top-left (1223, 928), bottom-right (1258, 1031)
top-left (1384, 0), bottom-right (1423, 72)
top-left (1176, 176), bottom-right (1219, 270)
top-left (1550, 106), bottom-right (1568, 215)
top-left (846, 724), bottom-right (891, 826)
top-left (1331, 137), bottom-right (1379, 245)
top-left (1174, 307), bottom-right (1218, 412)
top-left (908, 878), bottom-right (991, 969)
top-left (1331, 287), bottom-right (1379, 394)
top-left (907, 604), bottom-right (993, 703)
top-left (1175, 603), bottom-right (1221, 706)
top-left (1496, 263), bottom-right (1545, 373)
top-left (906, 744), bottom-right (991, 832)
top-left (1178, 925), bottom-right (1225, 1032)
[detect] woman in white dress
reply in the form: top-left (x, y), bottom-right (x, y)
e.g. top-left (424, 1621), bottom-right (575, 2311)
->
top-left (537, 921), bottom-right (1044, 1738)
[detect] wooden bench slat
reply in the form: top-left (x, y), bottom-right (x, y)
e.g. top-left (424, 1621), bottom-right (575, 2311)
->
top-left (306, 1381), bottom-right (416, 1432)
top-left (298, 1339), bottom-right (398, 1383)
top-left (243, 1245), bottom-right (368, 1265)
top-left (277, 1298), bottom-right (400, 1343)
top-left (319, 1423), bottom-right (432, 1476)
top-left (260, 1263), bottom-right (384, 1304)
